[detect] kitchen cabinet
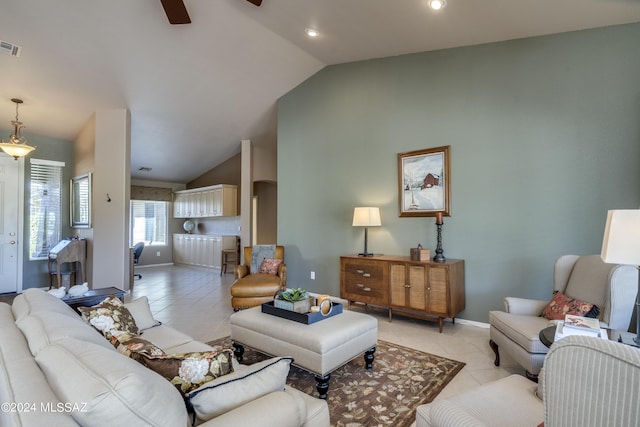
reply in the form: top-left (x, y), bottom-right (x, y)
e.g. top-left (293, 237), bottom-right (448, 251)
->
top-left (173, 234), bottom-right (237, 269)
top-left (173, 185), bottom-right (237, 218)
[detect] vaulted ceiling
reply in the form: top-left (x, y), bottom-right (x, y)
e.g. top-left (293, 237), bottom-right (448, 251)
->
top-left (1, 0), bottom-right (639, 182)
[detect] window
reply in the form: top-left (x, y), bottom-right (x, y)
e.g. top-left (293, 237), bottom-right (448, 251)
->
top-left (130, 200), bottom-right (168, 246)
top-left (29, 159), bottom-right (65, 260)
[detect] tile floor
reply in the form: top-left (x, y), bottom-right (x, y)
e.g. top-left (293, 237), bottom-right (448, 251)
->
top-left (128, 264), bottom-right (525, 403)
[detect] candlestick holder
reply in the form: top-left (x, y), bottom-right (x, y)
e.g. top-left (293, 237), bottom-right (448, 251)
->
top-left (433, 219), bottom-right (446, 263)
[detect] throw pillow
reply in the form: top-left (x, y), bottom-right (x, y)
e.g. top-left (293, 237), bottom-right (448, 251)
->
top-left (258, 258), bottom-right (282, 275)
top-left (187, 356), bottom-right (292, 422)
top-left (125, 296), bottom-right (161, 331)
top-left (540, 291), bottom-right (599, 320)
top-left (78, 296), bottom-right (139, 338)
top-left (110, 331), bottom-right (165, 362)
top-left (138, 349), bottom-right (234, 394)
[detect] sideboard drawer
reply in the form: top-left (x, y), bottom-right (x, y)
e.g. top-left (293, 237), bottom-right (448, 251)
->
top-left (340, 257), bottom-right (388, 304)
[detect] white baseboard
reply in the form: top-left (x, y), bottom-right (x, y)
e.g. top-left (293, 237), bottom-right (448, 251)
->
top-left (136, 263), bottom-right (174, 269)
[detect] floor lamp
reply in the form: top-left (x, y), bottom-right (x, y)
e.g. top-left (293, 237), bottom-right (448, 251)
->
top-left (353, 207), bottom-right (381, 257)
top-left (601, 209), bottom-right (640, 346)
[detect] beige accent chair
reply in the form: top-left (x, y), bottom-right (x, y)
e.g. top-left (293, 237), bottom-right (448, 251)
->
top-left (230, 246), bottom-right (287, 310)
top-left (416, 335), bottom-right (640, 427)
top-left (489, 254), bottom-right (637, 380)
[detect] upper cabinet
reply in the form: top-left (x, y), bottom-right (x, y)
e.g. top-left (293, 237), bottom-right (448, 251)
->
top-left (173, 185), bottom-right (237, 218)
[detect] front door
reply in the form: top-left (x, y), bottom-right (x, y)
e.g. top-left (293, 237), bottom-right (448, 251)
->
top-left (0, 155), bottom-right (23, 293)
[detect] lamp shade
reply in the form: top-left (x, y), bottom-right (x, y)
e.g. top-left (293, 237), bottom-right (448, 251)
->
top-left (601, 209), bottom-right (640, 265)
top-left (352, 207), bottom-right (381, 227)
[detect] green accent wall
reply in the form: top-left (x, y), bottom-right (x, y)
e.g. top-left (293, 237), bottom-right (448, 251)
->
top-left (277, 23), bottom-right (640, 322)
top-left (21, 134), bottom-right (74, 290)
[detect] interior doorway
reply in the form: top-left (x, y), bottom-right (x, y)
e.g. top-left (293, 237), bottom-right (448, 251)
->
top-left (0, 155), bottom-right (24, 293)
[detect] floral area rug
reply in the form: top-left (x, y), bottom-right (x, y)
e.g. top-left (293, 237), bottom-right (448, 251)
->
top-left (207, 337), bottom-right (465, 427)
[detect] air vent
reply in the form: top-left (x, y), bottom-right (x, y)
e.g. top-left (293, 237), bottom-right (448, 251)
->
top-left (0, 40), bottom-right (22, 57)
top-left (139, 167), bottom-right (152, 172)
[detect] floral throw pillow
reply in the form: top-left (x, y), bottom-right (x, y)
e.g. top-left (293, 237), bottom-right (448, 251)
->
top-left (110, 331), bottom-right (165, 362)
top-left (540, 291), bottom-right (599, 320)
top-left (258, 258), bottom-right (282, 275)
top-left (78, 296), bottom-right (139, 339)
top-left (138, 350), bottom-right (235, 394)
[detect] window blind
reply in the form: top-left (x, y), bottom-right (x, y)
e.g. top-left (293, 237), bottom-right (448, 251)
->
top-left (29, 159), bottom-right (65, 260)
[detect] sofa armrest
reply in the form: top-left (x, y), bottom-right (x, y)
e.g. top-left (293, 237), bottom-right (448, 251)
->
top-left (197, 391), bottom-right (304, 427)
top-left (278, 264), bottom-right (287, 288)
top-left (503, 297), bottom-right (548, 315)
top-left (235, 264), bottom-right (248, 279)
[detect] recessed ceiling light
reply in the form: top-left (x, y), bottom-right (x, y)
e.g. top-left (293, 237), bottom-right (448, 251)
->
top-left (305, 28), bottom-right (319, 38)
top-left (428, 0), bottom-right (447, 10)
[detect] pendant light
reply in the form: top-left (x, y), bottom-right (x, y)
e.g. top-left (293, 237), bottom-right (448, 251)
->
top-left (0, 98), bottom-right (36, 160)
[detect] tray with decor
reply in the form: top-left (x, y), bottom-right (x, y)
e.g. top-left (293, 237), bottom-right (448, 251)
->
top-left (261, 301), bottom-right (343, 324)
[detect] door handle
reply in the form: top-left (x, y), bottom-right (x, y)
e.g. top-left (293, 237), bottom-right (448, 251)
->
top-left (9, 240), bottom-right (16, 245)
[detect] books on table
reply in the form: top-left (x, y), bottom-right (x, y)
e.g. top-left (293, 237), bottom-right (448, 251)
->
top-left (554, 314), bottom-right (608, 341)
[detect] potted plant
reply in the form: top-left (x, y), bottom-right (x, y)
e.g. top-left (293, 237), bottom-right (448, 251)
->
top-left (274, 288), bottom-right (312, 313)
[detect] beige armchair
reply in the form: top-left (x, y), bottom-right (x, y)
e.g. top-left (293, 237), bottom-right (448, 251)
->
top-left (416, 335), bottom-right (640, 427)
top-left (489, 254), bottom-right (637, 380)
top-left (230, 246), bottom-right (287, 310)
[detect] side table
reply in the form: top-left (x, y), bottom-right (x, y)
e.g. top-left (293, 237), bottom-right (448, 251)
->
top-left (539, 325), bottom-right (637, 348)
top-left (62, 287), bottom-right (126, 313)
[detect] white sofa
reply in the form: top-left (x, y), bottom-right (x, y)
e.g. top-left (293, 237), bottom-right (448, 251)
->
top-left (0, 288), bottom-right (329, 427)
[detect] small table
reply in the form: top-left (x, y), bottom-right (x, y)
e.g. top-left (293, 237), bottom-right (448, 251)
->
top-left (539, 325), bottom-right (637, 348)
top-left (230, 306), bottom-right (378, 399)
top-left (62, 287), bottom-right (126, 313)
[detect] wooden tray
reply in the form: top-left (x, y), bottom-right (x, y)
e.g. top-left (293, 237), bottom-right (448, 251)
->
top-left (261, 301), bottom-right (343, 324)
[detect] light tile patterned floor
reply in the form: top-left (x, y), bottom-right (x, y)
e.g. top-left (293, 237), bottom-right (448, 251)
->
top-left (128, 264), bottom-right (525, 403)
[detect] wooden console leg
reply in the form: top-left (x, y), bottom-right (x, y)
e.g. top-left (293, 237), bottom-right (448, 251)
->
top-left (314, 374), bottom-right (331, 399)
top-left (489, 339), bottom-right (500, 367)
top-left (232, 342), bottom-right (244, 363)
top-left (438, 318), bottom-right (444, 333)
top-left (364, 347), bottom-right (376, 370)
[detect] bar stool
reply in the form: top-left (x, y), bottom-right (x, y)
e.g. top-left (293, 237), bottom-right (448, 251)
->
top-left (221, 249), bottom-right (238, 275)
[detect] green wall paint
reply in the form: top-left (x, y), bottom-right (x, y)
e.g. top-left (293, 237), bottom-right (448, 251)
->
top-left (21, 134), bottom-right (74, 290)
top-left (277, 23), bottom-right (640, 322)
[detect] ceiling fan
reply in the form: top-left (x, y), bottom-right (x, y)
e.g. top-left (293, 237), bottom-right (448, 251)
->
top-left (160, 0), bottom-right (263, 25)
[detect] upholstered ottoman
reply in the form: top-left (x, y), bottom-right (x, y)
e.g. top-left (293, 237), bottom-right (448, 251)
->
top-left (230, 306), bottom-right (378, 399)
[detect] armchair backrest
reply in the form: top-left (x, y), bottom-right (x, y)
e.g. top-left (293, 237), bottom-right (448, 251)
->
top-left (543, 336), bottom-right (640, 426)
top-left (553, 255), bottom-right (637, 330)
top-left (243, 246), bottom-right (285, 274)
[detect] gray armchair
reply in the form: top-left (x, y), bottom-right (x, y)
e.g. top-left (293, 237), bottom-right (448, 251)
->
top-left (489, 254), bottom-right (637, 380)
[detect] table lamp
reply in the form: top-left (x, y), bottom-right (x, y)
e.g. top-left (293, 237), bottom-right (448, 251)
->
top-left (601, 209), bottom-right (640, 345)
top-left (353, 207), bottom-right (381, 257)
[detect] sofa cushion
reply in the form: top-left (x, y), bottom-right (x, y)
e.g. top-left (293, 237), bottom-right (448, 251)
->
top-left (16, 311), bottom-right (115, 357)
top-left (125, 296), bottom-right (161, 331)
top-left (563, 255), bottom-right (612, 318)
top-left (35, 337), bottom-right (189, 426)
top-left (258, 258), bottom-right (282, 275)
top-left (110, 331), bottom-right (166, 361)
top-left (187, 356), bottom-right (292, 423)
top-left (137, 324), bottom-right (197, 352)
top-left (137, 349), bottom-right (234, 394)
top-left (12, 288), bottom-right (79, 322)
top-left (489, 311), bottom-right (550, 354)
top-left (540, 291), bottom-right (598, 320)
top-left (78, 296), bottom-right (139, 338)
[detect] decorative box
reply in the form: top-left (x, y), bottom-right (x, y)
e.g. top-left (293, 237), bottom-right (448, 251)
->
top-left (410, 248), bottom-right (430, 261)
top-left (273, 297), bottom-right (313, 314)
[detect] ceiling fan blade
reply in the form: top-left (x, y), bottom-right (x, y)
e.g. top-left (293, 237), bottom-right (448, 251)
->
top-left (246, 0), bottom-right (263, 6)
top-left (160, 0), bottom-right (191, 24)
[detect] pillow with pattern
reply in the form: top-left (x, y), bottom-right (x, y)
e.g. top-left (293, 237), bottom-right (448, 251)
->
top-left (138, 350), bottom-right (235, 394)
top-left (110, 331), bottom-right (165, 362)
top-left (541, 291), bottom-right (599, 320)
top-left (258, 258), bottom-right (282, 275)
top-left (78, 296), bottom-right (139, 338)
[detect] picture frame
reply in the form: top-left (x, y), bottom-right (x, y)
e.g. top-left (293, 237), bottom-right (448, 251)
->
top-left (71, 173), bottom-right (92, 228)
top-left (398, 146), bottom-right (451, 217)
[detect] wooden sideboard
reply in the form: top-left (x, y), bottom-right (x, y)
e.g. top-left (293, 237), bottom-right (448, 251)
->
top-left (340, 255), bottom-right (465, 332)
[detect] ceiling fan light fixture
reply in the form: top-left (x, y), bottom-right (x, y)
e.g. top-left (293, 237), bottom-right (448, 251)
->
top-left (0, 98), bottom-right (36, 160)
top-left (305, 28), bottom-right (320, 38)
top-left (428, 0), bottom-right (447, 11)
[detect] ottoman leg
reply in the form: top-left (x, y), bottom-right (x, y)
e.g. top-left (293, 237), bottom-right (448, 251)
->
top-left (364, 347), bottom-right (376, 370)
top-left (314, 374), bottom-right (331, 400)
top-left (232, 342), bottom-right (244, 363)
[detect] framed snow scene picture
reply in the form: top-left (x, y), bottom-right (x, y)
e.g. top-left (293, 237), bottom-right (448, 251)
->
top-left (398, 146), bottom-right (451, 217)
